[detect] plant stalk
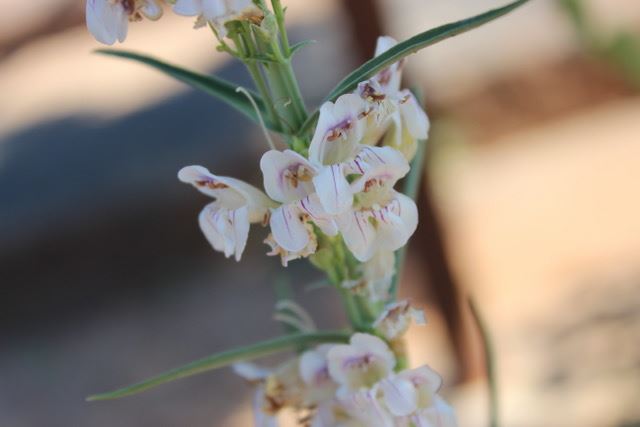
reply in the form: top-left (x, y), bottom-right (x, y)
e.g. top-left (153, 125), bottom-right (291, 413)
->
top-left (87, 330), bottom-right (350, 402)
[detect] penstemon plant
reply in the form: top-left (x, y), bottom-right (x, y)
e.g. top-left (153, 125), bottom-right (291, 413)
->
top-left (85, 0), bottom-right (528, 425)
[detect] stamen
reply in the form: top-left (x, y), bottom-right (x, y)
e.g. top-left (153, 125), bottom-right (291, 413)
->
top-left (195, 179), bottom-right (228, 189)
top-left (325, 118), bottom-right (353, 142)
top-left (343, 354), bottom-right (374, 369)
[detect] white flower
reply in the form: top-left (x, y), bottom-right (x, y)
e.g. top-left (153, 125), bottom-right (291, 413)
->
top-left (345, 145), bottom-right (409, 200)
top-left (327, 333), bottom-right (395, 398)
top-left (335, 145), bottom-right (416, 262)
top-left (343, 250), bottom-right (395, 303)
top-left (373, 300), bottom-right (426, 340)
top-left (336, 192), bottom-right (417, 262)
top-left (309, 143), bottom-right (417, 263)
top-left (358, 36), bottom-right (430, 160)
top-left (299, 344), bottom-right (338, 404)
top-left (260, 149), bottom-right (338, 265)
top-left (312, 142), bottom-right (409, 217)
top-left (309, 93), bottom-right (367, 167)
top-left (86, 0), bottom-right (163, 45)
top-left (336, 191), bottom-right (417, 262)
top-left (377, 365), bottom-right (458, 427)
top-left (178, 165), bottom-right (274, 261)
top-left (173, 0), bottom-right (263, 37)
top-left (395, 365), bottom-right (443, 412)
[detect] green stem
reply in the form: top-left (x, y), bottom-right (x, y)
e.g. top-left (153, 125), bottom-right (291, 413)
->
top-left (271, 0), bottom-right (291, 55)
top-left (266, 37), bottom-right (307, 130)
top-left (469, 298), bottom-right (499, 427)
top-left (280, 59), bottom-right (307, 124)
top-left (340, 288), bottom-right (364, 328)
top-left (246, 61), bottom-right (281, 130)
top-left (234, 29), bottom-right (282, 131)
top-left (87, 331), bottom-right (350, 402)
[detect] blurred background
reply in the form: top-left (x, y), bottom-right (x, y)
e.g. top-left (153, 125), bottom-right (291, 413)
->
top-left (1, 0), bottom-right (639, 426)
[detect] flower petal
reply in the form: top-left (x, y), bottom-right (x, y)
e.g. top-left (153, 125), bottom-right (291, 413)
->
top-left (198, 203), bottom-right (226, 254)
top-left (380, 375), bottom-right (419, 417)
top-left (376, 192), bottom-right (418, 252)
top-left (179, 165), bottom-right (274, 222)
top-left (399, 365), bottom-right (443, 396)
top-left (198, 203), bottom-right (250, 260)
top-left (172, 0), bottom-right (203, 16)
top-left (233, 362), bottom-right (271, 382)
top-left (337, 209), bottom-right (377, 262)
top-left (270, 205), bottom-right (309, 253)
top-left (141, 0), bottom-right (163, 20)
top-left (86, 0), bottom-right (128, 45)
top-left (374, 300), bottom-right (426, 340)
top-left (309, 93), bottom-right (365, 166)
top-left (202, 0), bottom-right (227, 20)
top-left (348, 145), bottom-right (409, 193)
top-left (373, 36), bottom-right (402, 92)
top-left (230, 205), bottom-right (250, 261)
top-left (374, 36), bottom-right (398, 57)
top-left (296, 194), bottom-right (338, 236)
top-left (398, 90), bottom-right (430, 140)
top-left (260, 149), bottom-right (315, 203)
top-left (327, 333), bottom-right (395, 393)
top-left (313, 164), bottom-right (353, 215)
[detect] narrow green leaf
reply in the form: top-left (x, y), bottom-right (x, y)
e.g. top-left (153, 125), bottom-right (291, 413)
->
top-left (95, 49), bottom-right (281, 132)
top-left (297, 0), bottom-right (529, 136)
top-left (290, 39), bottom-right (316, 56)
top-left (86, 331), bottom-right (349, 401)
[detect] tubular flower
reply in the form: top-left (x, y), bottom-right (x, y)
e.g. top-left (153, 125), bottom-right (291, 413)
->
top-left (335, 146), bottom-right (417, 263)
top-left (327, 333), bottom-right (396, 398)
top-left (373, 300), bottom-right (426, 340)
top-left (312, 142), bottom-right (410, 218)
top-left (309, 93), bottom-right (367, 167)
top-left (178, 165), bottom-right (275, 261)
top-left (337, 191), bottom-right (417, 263)
top-left (307, 94), bottom-right (369, 215)
top-left (260, 150), bottom-right (338, 265)
top-left (378, 365), bottom-right (457, 427)
top-left (172, 0), bottom-right (263, 37)
top-left (358, 36), bottom-right (430, 160)
top-left (86, 0), bottom-right (162, 45)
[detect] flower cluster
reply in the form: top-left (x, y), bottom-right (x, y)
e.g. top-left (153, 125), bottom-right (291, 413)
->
top-left (83, 0), bottom-right (529, 424)
top-left (86, 0), bottom-right (262, 45)
top-left (236, 331), bottom-right (456, 427)
top-left (179, 36), bottom-right (428, 303)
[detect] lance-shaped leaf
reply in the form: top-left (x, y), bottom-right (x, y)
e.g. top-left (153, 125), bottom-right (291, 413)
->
top-left (297, 0), bottom-right (529, 136)
top-left (96, 49), bottom-right (282, 132)
top-left (86, 330), bottom-right (349, 401)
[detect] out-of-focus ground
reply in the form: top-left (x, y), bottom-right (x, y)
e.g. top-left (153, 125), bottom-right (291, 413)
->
top-left (1, 1), bottom-right (640, 426)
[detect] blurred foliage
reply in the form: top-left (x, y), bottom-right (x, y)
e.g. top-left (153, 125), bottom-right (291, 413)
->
top-left (559, 0), bottom-right (640, 88)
